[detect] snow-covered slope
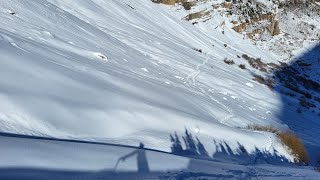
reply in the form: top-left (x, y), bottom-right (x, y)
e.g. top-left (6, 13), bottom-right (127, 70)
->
top-left (1, 133), bottom-right (320, 180)
top-left (0, 0), bottom-right (319, 166)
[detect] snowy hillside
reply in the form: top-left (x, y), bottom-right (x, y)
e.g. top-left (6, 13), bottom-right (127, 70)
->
top-left (1, 133), bottom-right (320, 179)
top-left (0, 0), bottom-right (319, 174)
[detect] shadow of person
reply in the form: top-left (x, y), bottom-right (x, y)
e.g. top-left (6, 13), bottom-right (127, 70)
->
top-left (117, 143), bottom-right (150, 173)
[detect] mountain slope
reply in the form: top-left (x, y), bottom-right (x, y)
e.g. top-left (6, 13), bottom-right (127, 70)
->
top-left (1, 132), bottom-right (320, 179)
top-left (0, 0), bottom-right (318, 165)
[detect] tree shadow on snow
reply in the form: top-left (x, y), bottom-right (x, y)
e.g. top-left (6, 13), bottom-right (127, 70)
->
top-left (0, 130), bottom-right (293, 180)
top-left (165, 130), bottom-right (292, 179)
top-left (170, 129), bottom-right (290, 166)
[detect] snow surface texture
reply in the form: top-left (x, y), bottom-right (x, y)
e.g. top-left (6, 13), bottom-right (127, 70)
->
top-left (0, 0), bottom-right (319, 168)
top-left (1, 134), bottom-right (320, 180)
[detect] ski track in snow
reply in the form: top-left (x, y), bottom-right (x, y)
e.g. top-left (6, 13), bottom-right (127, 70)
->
top-left (185, 51), bottom-right (274, 152)
top-left (185, 51), bottom-right (234, 128)
top-left (186, 56), bottom-right (210, 86)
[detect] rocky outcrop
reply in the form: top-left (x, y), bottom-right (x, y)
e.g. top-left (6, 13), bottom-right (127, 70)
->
top-left (184, 10), bottom-right (211, 21)
top-left (233, 22), bottom-right (247, 32)
top-left (224, 2), bottom-right (232, 9)
top-left (151, 0), bottom-right (185, 5)
top-left (232, 13), bottom-right (280, 38)
top-left (268, 18), bottom-right (280, 36)
top-left (247, 29), bottom-right (263, 39)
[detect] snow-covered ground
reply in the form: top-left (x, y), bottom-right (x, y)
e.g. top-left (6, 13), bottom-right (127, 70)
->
top-left (0, 0), bottom-right (319, 176)
top-left (1, 133), bottom-right (320, 180)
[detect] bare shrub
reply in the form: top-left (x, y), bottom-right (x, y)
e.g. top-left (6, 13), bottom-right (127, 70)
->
top-left (224, 58), bottom-right (235, 65)
top-left (242, 54), bottom-right (281, 73)
top-left (299, 97), bottom-right (316, 109)
top-left (193, 48), bottom-right (202, 53)
top-left (253, 74), bottom-right (265, 84)
top-left (239, 64), bottom-right (246, 69)
top-left (247, 124), bottom-right (279, 134)
top-left (182, 1), bottom-right (196, 10)
top-left (184, 10), bottom-right (210, 21)
top-left (278, 132), bottom-right (309, 165)
top-left (253, 74), bottom-right (275, 89)
top-left (151, 0), bottom-right (185, 5)
top-left (265, 77), bottom-right (276, 89)
top-left (246, 124), bottom-right (309, 165)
